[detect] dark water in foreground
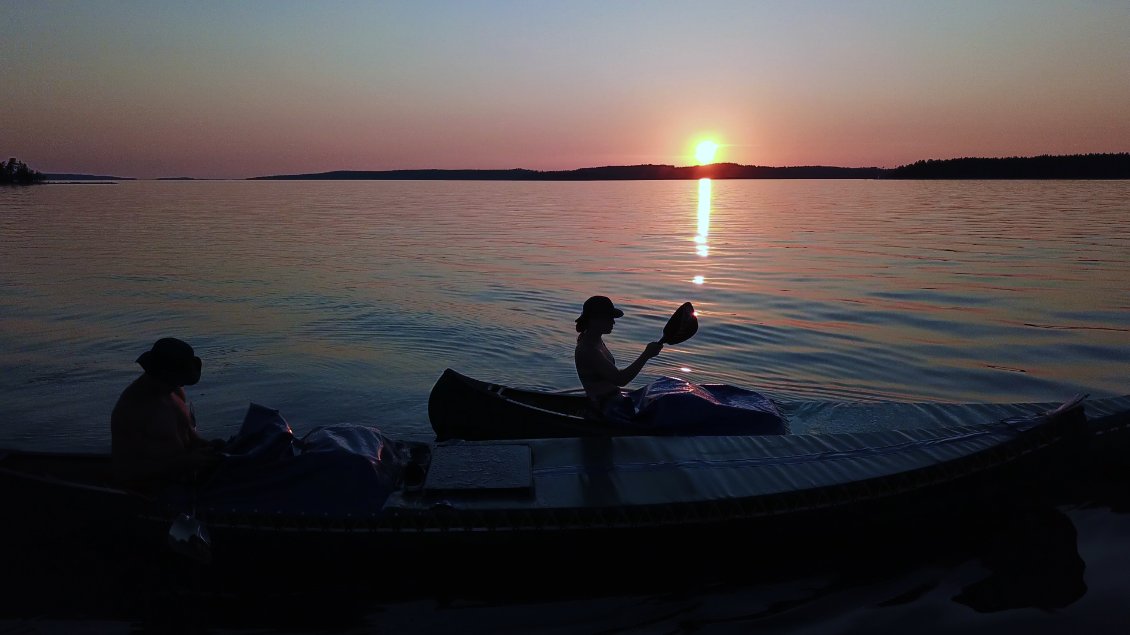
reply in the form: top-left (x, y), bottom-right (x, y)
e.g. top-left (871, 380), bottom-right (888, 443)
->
top-left (1, 180), bottom-right (1128, 632)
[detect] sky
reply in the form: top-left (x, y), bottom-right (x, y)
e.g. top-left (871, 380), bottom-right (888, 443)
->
top-left (3, 1), bottom-right (1129, 179)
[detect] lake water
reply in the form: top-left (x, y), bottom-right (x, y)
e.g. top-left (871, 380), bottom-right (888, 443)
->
top-left (2, 179), bottom-right (1127, 448)
top-left (1, 179), bottom-right (1129, 633)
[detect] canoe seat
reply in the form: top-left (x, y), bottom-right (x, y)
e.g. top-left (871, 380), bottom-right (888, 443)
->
top-left (423, 444), bottom-right (533, 496)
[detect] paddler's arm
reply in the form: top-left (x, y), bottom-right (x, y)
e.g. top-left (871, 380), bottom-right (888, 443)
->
top-left (613, 342), bottom-right (663, 386)
top-left (578, 342), bottom-right (663, 388)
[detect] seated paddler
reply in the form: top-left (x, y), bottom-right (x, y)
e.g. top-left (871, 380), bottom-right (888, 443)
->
top-left (574, 296), bottom-right (663, 422)
top-left (111, 337), bottom-right (224, 486)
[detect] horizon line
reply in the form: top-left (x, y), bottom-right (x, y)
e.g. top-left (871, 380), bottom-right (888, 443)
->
top-left (40, 152), bottom-right (1130, 181)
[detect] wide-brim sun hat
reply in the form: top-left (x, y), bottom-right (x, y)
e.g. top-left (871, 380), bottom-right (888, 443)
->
top-left (136, 337), bottom-right (202, 387)
top-left (576, 295), bottom-right (624, 323)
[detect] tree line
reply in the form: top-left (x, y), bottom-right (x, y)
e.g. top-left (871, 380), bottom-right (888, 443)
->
top-left (883, 153), bottom-right (1130, 179)
top-left (253, 164), bottom-right (881, 181)
top-left (6, 153), bottom-right (1128, 183)
top-left (1, 157), bottom-right (45, 185)
top-left (254, 154), bottom-right (1130, 181)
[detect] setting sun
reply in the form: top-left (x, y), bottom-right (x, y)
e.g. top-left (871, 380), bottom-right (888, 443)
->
top-left (695, 140), bottom-right (719, 165)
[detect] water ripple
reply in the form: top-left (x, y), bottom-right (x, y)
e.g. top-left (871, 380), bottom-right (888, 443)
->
top-left (1, 180), bottom-right (1128, 448)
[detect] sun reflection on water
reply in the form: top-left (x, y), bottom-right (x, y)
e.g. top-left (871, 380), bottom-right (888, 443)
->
top-left (695, 177), bottom-right (711, 273)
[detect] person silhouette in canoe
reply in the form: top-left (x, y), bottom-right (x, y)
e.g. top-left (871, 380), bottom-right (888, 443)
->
top-left (111, 337), bottom-right (224, 485)
top-left (575, 296), bottom-right (663, 422)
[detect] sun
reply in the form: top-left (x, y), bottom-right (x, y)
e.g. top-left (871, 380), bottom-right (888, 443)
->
top-left (694, 140), bottom-right (719, 165)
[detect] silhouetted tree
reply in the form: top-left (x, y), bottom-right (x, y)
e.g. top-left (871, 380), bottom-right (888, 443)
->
top-left (1, 157), bottom-right (45, 185)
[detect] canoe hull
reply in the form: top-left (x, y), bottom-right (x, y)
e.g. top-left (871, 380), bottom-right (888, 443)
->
top-left (429, 368), bottom-right (602, 440)
top-left (4, 394), bottom-right (1127, 598)
top-left (428, 368), bottom-right (789, 441)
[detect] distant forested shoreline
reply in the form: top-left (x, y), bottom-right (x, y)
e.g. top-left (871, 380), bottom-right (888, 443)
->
top-left (883, 153), bottom-right (1129, 179)
top-left (251, 153), bottom-right (1130, 181)
top-left (11, 152), bottom-right (1129, 182)
top-left (251, 164), bottom-right (878, 181)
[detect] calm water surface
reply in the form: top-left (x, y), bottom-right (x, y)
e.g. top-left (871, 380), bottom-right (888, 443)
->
top-left (1, 179), bottom-right (1128, 449)
top-left (2, 179), bottom-right (1130, 633)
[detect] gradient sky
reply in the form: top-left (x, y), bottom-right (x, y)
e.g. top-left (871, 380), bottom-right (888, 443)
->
top-left (3, 1), bottom-right (1129, 179)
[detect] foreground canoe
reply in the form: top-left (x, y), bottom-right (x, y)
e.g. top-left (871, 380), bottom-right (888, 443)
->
top-left (3, 394), bottom-right (1128, 593)
top-left (428, 368), bottom-right (790, 441)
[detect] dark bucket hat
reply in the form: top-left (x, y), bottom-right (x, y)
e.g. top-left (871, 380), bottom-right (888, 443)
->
top-left (137, 337), bottom-right (202, 387)
top-left (575, 295), bottom-right (624, 323)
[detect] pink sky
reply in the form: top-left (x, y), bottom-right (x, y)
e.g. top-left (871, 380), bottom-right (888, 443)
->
top-left (3, 2), bottom-right (1128, 179)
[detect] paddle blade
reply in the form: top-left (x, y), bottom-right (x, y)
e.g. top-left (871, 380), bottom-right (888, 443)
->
top-left (660, 302), bottom-right (698, 345)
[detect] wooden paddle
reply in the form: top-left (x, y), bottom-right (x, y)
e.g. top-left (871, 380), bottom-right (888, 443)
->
top-left (659, 302), bottom-right (698, 345)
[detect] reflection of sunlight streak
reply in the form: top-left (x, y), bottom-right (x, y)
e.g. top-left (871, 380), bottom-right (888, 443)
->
top-left (697, 179), bottom-right (711, 240)
top-left (696, 178), bottom-right (711, 259)
top-left (680, 367), bottom-right (692, 373)
top-left (693, 275), bottom-right (704, 285)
